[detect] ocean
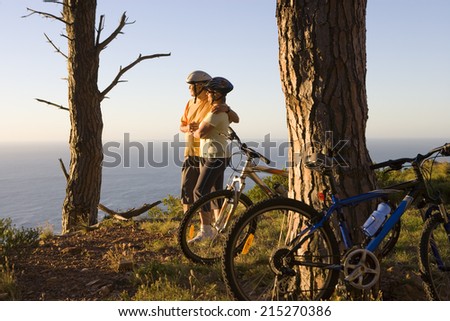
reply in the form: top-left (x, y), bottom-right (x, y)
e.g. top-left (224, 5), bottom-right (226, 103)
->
top-left (0, 138), bottom-right (447, 234)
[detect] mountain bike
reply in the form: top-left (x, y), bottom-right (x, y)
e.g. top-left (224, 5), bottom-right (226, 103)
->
top-left (178, 127), bottom-right (288, 265)
top-left (222, 143), bottom-right (450, 300)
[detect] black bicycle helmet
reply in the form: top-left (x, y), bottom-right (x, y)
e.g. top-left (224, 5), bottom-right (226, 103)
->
top-left (204, 77), bottom-right (233, 95)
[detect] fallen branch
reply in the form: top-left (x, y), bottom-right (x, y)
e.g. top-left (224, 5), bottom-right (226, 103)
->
top-left (98, 201), bottom-right (162, 220)
top-left (58, 159), bottom-right (161, 220)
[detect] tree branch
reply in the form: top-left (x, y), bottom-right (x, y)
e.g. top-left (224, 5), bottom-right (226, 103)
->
top-left (23, 7), bottom-right (69, 25)
top-left (58, 158), bottom-right (69, 180)
top-left (100, 53), bottom-right (171, 100)
top-left (95, 15), bottom-right (105, 47)
top-left (97, 12), bottom-right (135, 52)
top-left (44, 33), bottom-right (68, 59)
top-left (36, 98), bottom-right (69, 111)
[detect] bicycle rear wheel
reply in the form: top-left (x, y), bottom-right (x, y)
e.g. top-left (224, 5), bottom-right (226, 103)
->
top-left (419, 212), bottom-right (450, 300)
top-left (178, 189), bottom-right (253, 265)
top-left (222, 198), bottom-right (340, 301)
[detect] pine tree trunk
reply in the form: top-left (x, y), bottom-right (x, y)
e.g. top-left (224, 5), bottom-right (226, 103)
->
top-left (276, 0), bottom-right (375, 241)
top-left (61, 0), bottom-right (103, 233)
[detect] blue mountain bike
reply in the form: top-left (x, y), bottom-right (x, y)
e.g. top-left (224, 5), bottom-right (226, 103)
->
top-left (222, 143), bottom-right (450, 300)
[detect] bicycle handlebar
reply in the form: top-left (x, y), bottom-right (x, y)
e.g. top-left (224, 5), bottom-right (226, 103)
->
top-left (225, 127), bottom-right (272, 164)
top-left (370, 143), bottom-right (450, 170)
top-left (241, 143), bottom-right (271, 164)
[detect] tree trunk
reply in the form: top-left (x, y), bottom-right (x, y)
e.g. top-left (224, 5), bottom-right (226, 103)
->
top-left (61, 0), bottom-right (103, 233)
top-left (276, 0), bottom-right (375, 241)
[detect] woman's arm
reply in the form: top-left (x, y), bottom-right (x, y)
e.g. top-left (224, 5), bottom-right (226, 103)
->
top-left (193, 121), bottom-right (213, 139)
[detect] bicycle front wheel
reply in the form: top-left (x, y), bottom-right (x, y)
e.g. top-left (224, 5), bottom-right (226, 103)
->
top-left (178, 189), bottom-right (253, 265)
top-left (222, 198), bottom-right (340, 301)
top-left (419, 212), bottom-right (450, 300)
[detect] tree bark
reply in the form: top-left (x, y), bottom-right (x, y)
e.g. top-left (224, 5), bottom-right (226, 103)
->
top-left (276, 0), bottom-right (376, 241)
top-left (61, 0), bottom-right (103, 233)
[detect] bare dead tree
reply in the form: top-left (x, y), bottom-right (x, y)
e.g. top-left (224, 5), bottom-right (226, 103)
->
top-left (27, 1), bottom-right (170, 233)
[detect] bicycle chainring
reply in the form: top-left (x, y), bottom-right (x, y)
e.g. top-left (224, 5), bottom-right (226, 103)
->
top-left (343, 248), bottom-right (380, 290)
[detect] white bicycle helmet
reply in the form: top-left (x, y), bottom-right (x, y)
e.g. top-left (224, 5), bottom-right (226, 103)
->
top-left (186, 70), bottom-right (212, 84)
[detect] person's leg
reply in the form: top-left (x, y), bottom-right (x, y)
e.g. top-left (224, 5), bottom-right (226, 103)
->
top-left (193, 158), bottom-right (216, 225)
top-left (180, 156), bottom-right (200, 213)
top-left (210, 158), bottom-right (228, 221)
top-left (190, 158), bottom-right (227, 241)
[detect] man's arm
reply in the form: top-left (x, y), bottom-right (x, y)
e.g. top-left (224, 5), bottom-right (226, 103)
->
top-left (180, 121), bottom-right (198, 133)
top-left (212, 103), bottom-right (239, 123)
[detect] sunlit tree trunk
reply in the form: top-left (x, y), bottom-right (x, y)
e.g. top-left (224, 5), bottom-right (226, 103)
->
top-left (62, 0), bottom-right (103, 233)
top-left (276, 0), bottom-right (376, 241)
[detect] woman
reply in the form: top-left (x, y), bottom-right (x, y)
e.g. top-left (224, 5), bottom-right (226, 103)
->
top-left (189, 77), bottom-right (234, 243)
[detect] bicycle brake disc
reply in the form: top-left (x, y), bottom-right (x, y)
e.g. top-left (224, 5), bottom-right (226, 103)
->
top-left (343, 248), bottom-right (380, 290)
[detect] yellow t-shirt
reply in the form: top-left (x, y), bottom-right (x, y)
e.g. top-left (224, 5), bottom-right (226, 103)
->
top-left (180, 97), bottom-right (211, 157)
top-left (199, 112), bottom-right (230, 158)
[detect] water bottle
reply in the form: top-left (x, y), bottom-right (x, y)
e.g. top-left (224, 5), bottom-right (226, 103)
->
top-left (362, 202), bottom-right (391, 237)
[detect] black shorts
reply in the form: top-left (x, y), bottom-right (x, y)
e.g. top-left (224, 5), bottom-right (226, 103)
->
top-left (180, 156), bottom-right (200, 205)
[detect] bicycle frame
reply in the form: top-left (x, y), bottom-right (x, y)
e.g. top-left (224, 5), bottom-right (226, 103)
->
top-left (228, 159), bottom-right (288, 199)
top-left (288, 187), bottom-right (403, 255)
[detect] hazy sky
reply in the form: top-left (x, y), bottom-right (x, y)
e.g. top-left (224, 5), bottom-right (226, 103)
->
top-left (0, 0), bottom-right (449, 143)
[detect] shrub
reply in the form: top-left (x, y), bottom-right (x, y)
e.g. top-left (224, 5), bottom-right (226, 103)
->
top-left (147, 195), bottom-right (183, 221)
top-left (0, 218), bottom-right (39, 260)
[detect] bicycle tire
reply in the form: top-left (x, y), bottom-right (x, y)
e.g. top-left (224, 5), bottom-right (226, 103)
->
top-left (178, 189), bottom-right (253, 265)
top-left (222, 198), bottom-right (340, 301)
top-left (419, 212), bottom-right (450, 300)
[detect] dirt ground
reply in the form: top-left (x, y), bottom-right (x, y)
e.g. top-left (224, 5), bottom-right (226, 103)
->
top-left (8, 221), bottom-right (427, 301)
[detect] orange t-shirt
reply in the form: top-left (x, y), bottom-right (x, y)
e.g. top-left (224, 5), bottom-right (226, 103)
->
top-left (180, 97), bottom-right (212, 157)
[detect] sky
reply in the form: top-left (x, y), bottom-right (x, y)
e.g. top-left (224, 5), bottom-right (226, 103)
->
top-left (0, 0), bottom-right (449, 144)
